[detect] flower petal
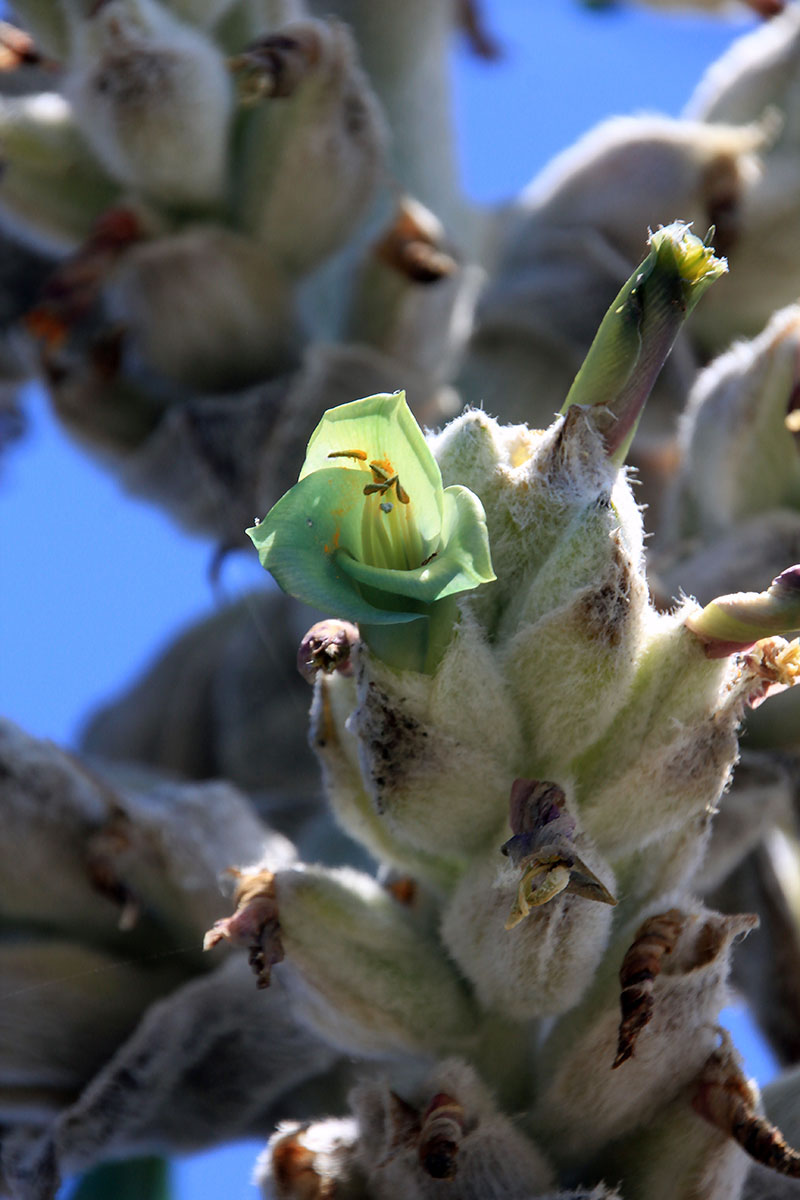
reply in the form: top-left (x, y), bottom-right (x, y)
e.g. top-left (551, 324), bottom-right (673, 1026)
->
top-left (300, 392), bottom-right (443, 542)
top-left (339, 486), bottom-right (494, 604)
top-left (248, 470), bottom-right (423, 624)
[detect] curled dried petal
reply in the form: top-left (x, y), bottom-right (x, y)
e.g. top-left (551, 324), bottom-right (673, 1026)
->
top-left (203, 869), bottom-right (284, 989)
top-left (297, 620), bottom-right (359, 684)
top-left (614, 909), bottom-right (688, 1069)
top-left (694, 1031), bottom-right (800, 1177)
top-left (502, 779), bottom-right (615, 929)
top-left (418, 1092), bottom-right (467, 1180)
top-left (230, 25), bottom-right (323, 104)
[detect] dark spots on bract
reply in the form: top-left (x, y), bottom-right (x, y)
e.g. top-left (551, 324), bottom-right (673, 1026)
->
top-left (576, 537), bottom-right (633, 647)
top-left (362, 683), bottom-right (428, 810)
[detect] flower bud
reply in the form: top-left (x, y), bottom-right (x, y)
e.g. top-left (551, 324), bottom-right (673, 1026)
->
top-left (670, 304), bottom-right (800, 542)
top-left (235, 18), bottom-right (385, 276)
top-left (309, 669), bottom-right (460, 888)
top-left (0, 939), bottom-right (187, 1118)
top-left (106, 225), bottom-right (302, 390)
top-left (687, 4), bottom-right (800, 140)
top-left (561, 223), bottom-right (727, 466)
top-left (0, 717), bottom-right (290, 951)
top-left (684, 10), bottom-right (800, 351)
top-left (205, 864), bottom-right (478, 1057)
top-left (697, 751), bottom-right (794, 893)
top-left (597, 1088), bottom-right (748, 1200)
top-left (343, 618), bottom-right (521, 858)
top-left (440, 781), bottom-right (616, 1020)
top-left (533, 906), bottom-right (757, 1165)
top-left (434, 403), bottom-right (652, 777)
top-left (65, 0), bottom-right (232, 206)
top-left (351, 1059), bottom-right (555, 1200)
top-left (460, 115), bottom-right (763, 429)
top-left (1, 957), bottom-right (341, 1195)
top-left (343, 196), bottom-right (479, 386)
top-left (0, 93), bottom-right (118, 252)
top-left (563, 609), bottom-right (763, 864)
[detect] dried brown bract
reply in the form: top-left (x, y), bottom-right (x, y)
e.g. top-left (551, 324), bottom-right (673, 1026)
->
top-left (614, 909), bottom-right (687, 1069)
top-left (204, 869), bottom-right (284, 989)
top-left (230, 26), bottom-right (323, 104)
top-left (374, 198), bottom-right (457, 286)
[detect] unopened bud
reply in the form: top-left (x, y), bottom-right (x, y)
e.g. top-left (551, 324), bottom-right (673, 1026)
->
top-left (534, 907), bottom-right (758, 1164)
top-left (0, 93), bottom-right (117, 252)
top-left (352, 1059), bottom-right (555, 1199)
top-left (235, 18), bottom-right (385, 276)
top-left (107, 226), bottom-right (301, 390)
top-left (207, 864), bottom-right (478, 1057)
top-left (562, 223), bottom-right (726, 466)
top-left (441, 782), bottom-right (615, 1020)
top-left (670, 304), bottom-right (800, 541)
top-left (66, 0), bottom-right (232, 206)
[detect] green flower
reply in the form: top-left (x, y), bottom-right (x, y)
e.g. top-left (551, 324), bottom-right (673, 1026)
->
top-left (248, 393), bottom-right (495, 663)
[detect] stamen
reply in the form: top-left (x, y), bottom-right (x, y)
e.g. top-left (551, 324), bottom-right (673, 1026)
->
top-left (328, 448), bottom-right (368, 461)
top-left (395, 479), bottom-right (410, 504)
top-left (369, 461), bottom-right (390, 481)
top-left (364, 475), bottom-right (398, 497)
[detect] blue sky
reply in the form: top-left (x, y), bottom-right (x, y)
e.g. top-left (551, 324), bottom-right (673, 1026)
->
top-left (1, 3), bottom-right (780, 1197)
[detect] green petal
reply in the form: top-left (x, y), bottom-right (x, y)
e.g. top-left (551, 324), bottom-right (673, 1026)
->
top-left (339, 484), bottom-right (495, 603)
top-left (300, 392), bottom-right (443, 542)
top-left (248, 469), bottom-right (423, 624)
top-left (440, 484), bottom-right (496, 585)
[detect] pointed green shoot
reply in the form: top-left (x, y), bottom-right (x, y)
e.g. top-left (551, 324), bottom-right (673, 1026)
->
top-left (561, 223), bottom-right (727, 465)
